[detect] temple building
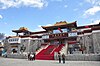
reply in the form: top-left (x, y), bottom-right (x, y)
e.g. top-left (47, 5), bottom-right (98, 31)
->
top-left (41, 21), bottom-right (78, 54)
top-left (2, 21), bottom-right (100, 60)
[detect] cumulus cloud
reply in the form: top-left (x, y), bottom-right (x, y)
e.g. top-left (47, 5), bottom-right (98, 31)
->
top-left (0, 15), bottom-right (3, 19)
top-left (84, 6), bottom-right (100, 16)
top-left (0, 0), bottom-right (48, 9)
top-left (84, 0), bottom-right (100, 17)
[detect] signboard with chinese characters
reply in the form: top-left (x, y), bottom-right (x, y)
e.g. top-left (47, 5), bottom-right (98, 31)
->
top-left (68, 32), bottom-right (77, 37)
top-left (49, 33), bottom-right (68, 38)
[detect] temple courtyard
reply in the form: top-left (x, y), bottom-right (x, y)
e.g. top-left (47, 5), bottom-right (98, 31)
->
top-left (0, 57), bottom-right (100, 66)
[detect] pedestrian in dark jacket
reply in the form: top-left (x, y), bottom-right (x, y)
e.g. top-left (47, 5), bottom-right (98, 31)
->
top-left (28, 52), bottom-right (31, 60)
top-left (62, 53), bottom-right (65, 63)
top-left (33, 52), bottom-right (36, 60)
top-left (58, 52), bottom-right (61, 63)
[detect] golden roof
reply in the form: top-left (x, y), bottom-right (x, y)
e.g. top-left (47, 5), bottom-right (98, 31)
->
top-left (54, 21), bottom-right (67, 26)
top-left (19, 27), bottom-right (28, 31)
top-left (42, 21), bottom-right (68, 28)
top-left (42, 21), bottom-right (77, 30)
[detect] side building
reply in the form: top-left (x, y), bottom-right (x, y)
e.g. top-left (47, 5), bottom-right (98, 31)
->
top-left (77, 23), bottom-right (100, 54)
top-left (3, 27), bottom-right (44, 58)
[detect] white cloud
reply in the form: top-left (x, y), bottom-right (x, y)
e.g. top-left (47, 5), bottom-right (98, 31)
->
top-left (83, 0), bottom-right (100, 17)
top-left (83, 6), bottom-right (100, 16)
top-left (34, 24), bottom-right (52, 31)
top-left (85, 0), bottom-right (97, 4)
top-left (0, 0), bottom-right (48, 9)
top-left (0, 15), bottom-right (3, 19)
top-left (85, 0), bottom-right (100, 5)
top-left (73, 8), bottom-right (78, 11)
top-left (34, 25), bottom-right (44, 31)
top-left (4, 22), bottom-right (7, 25)
top-left (86, 19), bottom-right (100, 25)
top-left (79, 3), bottom-right (83, 6)
top-left (64, 5), bottom-right (68, 8)
top-left (90, 19), bottom-right (100, 25)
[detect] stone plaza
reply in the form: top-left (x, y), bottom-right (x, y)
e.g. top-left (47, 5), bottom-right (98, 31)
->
top-left (0, 57), bottom-right (100, 66)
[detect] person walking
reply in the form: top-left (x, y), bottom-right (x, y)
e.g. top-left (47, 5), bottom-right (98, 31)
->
top-left (33, 52), bottom-right (36, 60)
top-left (58, 52), bottom-right (61, 63)
top-left (28, 52), bottom-right (31, 60)
top-left (62, 53), bottom-right (65, 63)
top-left (30, 52), bottom-right (34, 61)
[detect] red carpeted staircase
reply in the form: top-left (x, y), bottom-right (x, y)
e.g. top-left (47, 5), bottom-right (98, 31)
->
top-left (50, 44), bottom-right (65, 55)
top-left (36, 44), bottom-right (64, 60)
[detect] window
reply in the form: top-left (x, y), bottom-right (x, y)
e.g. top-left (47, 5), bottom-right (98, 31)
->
top-left (15, 38), bottom-right (18, 41)
top-left (23, 40), bottom-right (26, 42)
top-left (67, 28), bottom-right (71, 32)
top-left (53, 30), bottom-right (60, 33)
top-left (80, 37), bottom-right (82, 39)
top-left (88, 35), bottom-right (90, 38)
top-left (53, 28), bottom-right (68, 34)
top-left (62, 28), bottom-right (67, 32)
top-left (17, 39), bottom-right (18, 41)
top-left (42, 35), bottom-right (49, 39)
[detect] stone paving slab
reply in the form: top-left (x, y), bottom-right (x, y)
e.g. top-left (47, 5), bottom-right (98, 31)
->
top-left (0, 57), bottom-right (100, 66)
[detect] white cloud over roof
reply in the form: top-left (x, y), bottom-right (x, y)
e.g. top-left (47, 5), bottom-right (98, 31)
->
top-left (0, 0), bottom-right (48, 9)
top-left (34, 24), bottom-right (52, 31)
top-left (90, 19), bottom-right (100, 25)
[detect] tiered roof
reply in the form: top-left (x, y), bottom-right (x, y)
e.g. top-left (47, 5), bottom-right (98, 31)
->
top-left (12, 27), bottom-right (30, 33)
top-left (42, 21), bottom-right (77, 30)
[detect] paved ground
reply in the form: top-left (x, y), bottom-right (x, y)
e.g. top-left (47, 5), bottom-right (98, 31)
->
top-left (0, 57), bottom-right (100, 66)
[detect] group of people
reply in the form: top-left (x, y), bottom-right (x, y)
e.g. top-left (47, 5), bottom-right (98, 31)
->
top-left (28, 52), bottom-right (35, 61)
top-left (58, 52), bottom-right (66, 63)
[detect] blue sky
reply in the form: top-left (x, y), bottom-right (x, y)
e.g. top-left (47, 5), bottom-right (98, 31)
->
top-left (0, 0), bottom-right (100, 36)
